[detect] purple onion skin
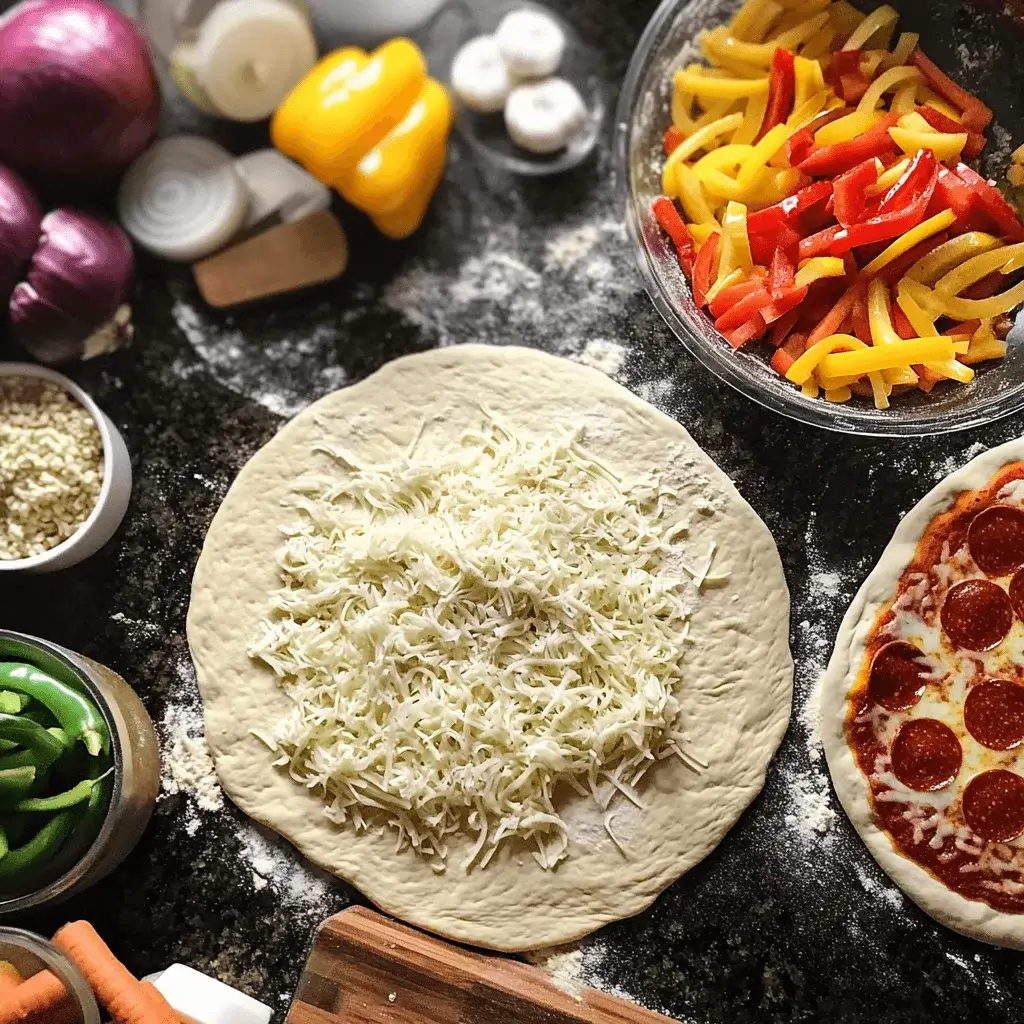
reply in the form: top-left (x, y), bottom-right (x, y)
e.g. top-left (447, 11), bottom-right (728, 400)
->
top-left (0, 0), bottom-right (160, 182)
top-left (0, 163), bottom-right (42, 304)
top-left (9, 207), bottom-right (135, 364)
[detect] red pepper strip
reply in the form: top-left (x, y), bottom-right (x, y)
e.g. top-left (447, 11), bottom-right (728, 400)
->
top-left (962, 271), bottom-right (1007, 301)
top-left (722, 314), bottom-right (768, 349)
top-left (839, 72), bottom-right (870, 104)
top-left (709, 278), bottom-right (765, 318)
top-left (851, 292), bottom-right (872, 345)
top-left (757, 48), bottom-right (796, 143)
top-left (798, 113), bottom-right (900, 178)
top-left (807, 280), bottom-right (864, 346)
top-left (769, 246), bottom-right (796, 295)
top-left (963, 132), bottom-right (986, 160)
top-left (715, 287), bottom-right (773, 333)
top-left (763, 284), bottom-right (808, 324)
top-left (892, 303), bottom-right (916, 340)
top-left (664, 126), bottom-right (686, 156)
top-left (834, 158), bottom-right (880, 227)
top-left (786, 128), bottom-right (815, 168)
top-left (876, 231), bottom-right (950, 285)
top-left (832, 151), bottom-right (938, 252)
top-left (799, 225), bottom-right (847, 261)
top-left (946, 319), bottom-right (981, 337)
top-left (916, 106), bottom-right (964, 135)
top-left (750, 225), bottom-right (800, 268)
top-left (825, 50), bottom-right (861, 88)
top-left (747, 181), bottom-right (833, 235)
top-left (955, 164), bottom-right (1024, 241)
top-left (932, 165), bottom-right (977, 226)
top-left (770, 308), bottom-right (802, 347)
top-left (652, 196), bottom-right (697, 275)
top-left (912, 49), bottom-right (993, 132)
top-left (770, 332), bottom-right (808, 376)
top-left (692, 233), bottom-right (721, 309)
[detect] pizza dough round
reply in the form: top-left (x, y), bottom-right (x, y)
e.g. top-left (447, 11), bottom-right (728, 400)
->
top-left (188, 345), bottom-right (793, 950)
top-left (823, 437), bottom-right (1024, 948)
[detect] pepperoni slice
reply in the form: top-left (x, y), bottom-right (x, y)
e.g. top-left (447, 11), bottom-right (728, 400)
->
top-left (964, 679), bottom-right (1024, 750)
top-left (940, 579), bottom-right (1013, 651)
top-left (891, 718), bottom-right (962, 792)
top-left (968, 505), bottom-right (1024, 577)
top-left (962, 770), bottom-right (1024, 842)
top-left (1010, 568), bottom-right (1024, 621)
top-left (868, 641), bottom-right (928, 711)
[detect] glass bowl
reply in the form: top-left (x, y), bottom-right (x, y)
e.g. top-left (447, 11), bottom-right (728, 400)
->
top-left (615, 0), bottom-right (1024, 436)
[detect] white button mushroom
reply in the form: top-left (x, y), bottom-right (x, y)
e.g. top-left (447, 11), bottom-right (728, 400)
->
top-left (495, 8), bottom-right (566, 78)
top-left (450, 35), bottom-right (514, 113)
top-left (504, 78), bottom-right (587, 154)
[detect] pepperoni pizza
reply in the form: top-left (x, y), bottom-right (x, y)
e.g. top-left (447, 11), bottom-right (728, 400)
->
top-left (823, 439), bottom-right (1024, 947)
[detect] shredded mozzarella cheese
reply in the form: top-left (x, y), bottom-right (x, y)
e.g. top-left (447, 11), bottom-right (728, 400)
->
top-left (249, 422), bottom-right (714, 871)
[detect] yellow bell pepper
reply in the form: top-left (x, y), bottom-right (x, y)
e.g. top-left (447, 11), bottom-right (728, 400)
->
top-left (271, 39), bottom-right (453, 239)
top-left (819, 337), bottom-right (955, 377)
top-left (860, 209), bottom-right (957, 277)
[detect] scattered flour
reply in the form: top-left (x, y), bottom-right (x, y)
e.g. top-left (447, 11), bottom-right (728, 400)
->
top-left (783, 769), bottom-right (838, 841)
top-left (528, 940), bottom-right (638, 1006)
top-left (854, 864), bottom-right (904, 910)
top-left (160, 686), bottom-right (224, 834)
top-left (931, 441), bottom-right (988, 482)
top-left (574, 338), bottom-right (627, 379)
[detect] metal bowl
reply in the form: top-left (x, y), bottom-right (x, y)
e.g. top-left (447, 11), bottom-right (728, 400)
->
top-left (616, 0), bottom-right (1024, 435)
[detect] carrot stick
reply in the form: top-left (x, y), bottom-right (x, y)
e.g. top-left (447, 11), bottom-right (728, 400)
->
top-left (52, 921), bottom-right (177, 1024)
top-left (0, 970), bottom-right (70, 1024)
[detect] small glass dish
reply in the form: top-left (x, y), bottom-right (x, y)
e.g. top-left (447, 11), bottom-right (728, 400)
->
top-left (429, 0), bottom-right (605, 176)
top-left (616, 0), bottom-right (1024, 436)
top-left (0, 631), bottom-right (161, 914)
top-left (0, 928), bottom-right (101, 1024)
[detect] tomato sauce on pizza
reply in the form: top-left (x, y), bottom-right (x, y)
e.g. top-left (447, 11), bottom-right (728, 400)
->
top-left (847, 462), bottom-right (1024, 913)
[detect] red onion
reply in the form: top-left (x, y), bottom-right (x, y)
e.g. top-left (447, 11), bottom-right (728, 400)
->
top-left (0, 0), bottom-right (160, 182)
top-left (9, 208), bottom-right (136, 364)
top-left (0, 164), bottom-right (42, 304)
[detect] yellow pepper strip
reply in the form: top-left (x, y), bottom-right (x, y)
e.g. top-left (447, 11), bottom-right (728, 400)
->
top-left (814, 111), bottom-right (882, 147)
top-left (891, 82), bottom-right (918, 117)
top-left (702, 12), bottom-right (830, 68)
top-left (860, 51), bottom-right (890, 79)
top-left (272, 40), bottom-right (451, 239)
top-left (671, 82), bottom-right (697, 134)
top-left (704, 268), bottom-right (746, 306)
top-left (737, 122), bottom-right (802, 188)
top-left (842, 4), bottom-right (898, 51)
top-left (861, 209), bottom-right (958, 277)
top-left (795, 257), bottom-right (846, 287)
top-left (952, 340), bottom-right (971, 355)
top-left (917, 88), bottom-right (961, 121)
top-left (824, 387), bottom-right (853, 403)
top-left (895, 286), bottom-right (975, 383)
top-left (907, 232), bottom-right (1003, 284)
top-left (890, 126), bottom-right (967, 161)
top-left (858, 67), bottom-right (921, 114)
top-left (1009, 166), bottom-right (1024, 188)
top-left (801, 380), bottom-right (821, 398)
top-left (688, 222), bottom-right (718, 245)
top-left (868, 158), bottom-right (910, 195)
top-left (661, 112), bottom-right (745, 196)
top-left (868, 277), bottom-right (919, 385)
top-left (695, 98), bottom-right (741, 126)
top-left (732, 92), bottom-right (771, 145)
top-left (916, 279), bottom-right (1024, 320)
top-left (800, 25), bottom-right (836, 61)
top-left (777, 0), bottom-right (831, 12)
top-left (962, 320), bottom-right (1009, 365)
top-left (786, 334), bottom-right (866, 385)
top-left (730, 0), bottom-right (784, 44)
top-left (676, 164), bottom-right (720, 226)
top-left (719, 202), bottom-right (753, 283)
top-left (934, 242), bottom-right (1024, 295)
top-left (793, 56), bottom-right (826, 110)
top-left (700, 34), bottom-right (769, 78)
top-left (889, 32), bottom-right (920, 67)
top-left (829, 0), bottom-right (865, 36)
top-left (675, 67), bottom-right (771, 100)
top-left (820, 337), bottom-right (955, 378)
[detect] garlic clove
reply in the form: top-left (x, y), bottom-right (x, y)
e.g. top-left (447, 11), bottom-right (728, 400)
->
top-left (450, 35), bottom-right (513, 114)
top-left (504, 78), bottom-right (587, 154)
top-left (494, 8), bottom-right (565, 79)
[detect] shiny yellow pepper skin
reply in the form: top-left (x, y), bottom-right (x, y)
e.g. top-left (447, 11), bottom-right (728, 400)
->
top-left (271, 38), bottom-right (453, 239)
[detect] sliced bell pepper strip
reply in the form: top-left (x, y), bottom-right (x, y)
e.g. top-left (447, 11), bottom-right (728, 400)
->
top-left (860, 209), bottom-right (957, 276)
top-left (721, 314), bottom-right (768, 348)
top-left (662, 112), bottom-right (745, 197)
top-left (955, 164), bottom-right (1024, 242)
top-left (807, 280), bottom-right (864, 345)
top-left (799, 225), bottom-right (847, 260)
top-left (834, 158), bottom-right (880, 226)
top-left (675, 163), bottom-right (719, 226)
top-left (933, 241), bottom-right (1024, 296)
top-left (746, 181), bottom-right (833, 234)
top-left (757, 47), bottom-right (796, 141)
top-left (895, 286), bottom-right (975, 383)
top-left (709, 277), bottom-right (766, 318)
top-left (798, 112), bottom-right (900, 177)
top-left (795, 257), bottom-right (846, 288)
top-left (692, 232), bottom-right (721, 308)
top-left (770, 246), bottom-right (796, 295)
top-left (750, 224), bottom-right (800, 268)
top-left (763, 284), bottom-right (809, 323)
top-left (907, 232), bottom-right (1003, 284)
top-left (889, 125), bottom-right (967, 162)
top-left (910, 277), bottom-right (1024, 321)
top-left (785, 333), bottom-right (866, 385)
top-left (704, 267), bottom-right (745, 307)
top-left (814, 110), bottom-right (882, 147)
top-left (962, 272), bottom-right (1010, 301)
top-left (876, 231), bottom-right (950, 285)
top-left (912, 49), bottom-right (993, 132)
top-left (770, 332), bottom-right (811, 376)
top-left (719, 201), bottom-right (754, 282)
top-left (770, 312), bottom-right (802, 348)
top-left (715, 286), bottom-right (773, 332)
top-left (819, 337), bottom-right (956, 377)
top-left (664, 126), bottom-right (686, 155)
top-left (842, 4), bottom-right (899, 53)
top-left (867, 278), bottom-right (919, 385)
top-left (652, 197), bottom-right (697, 276)
top-left (857, 66), bottom-right (921, 115)
top-left (932, 164), bottom-right (977, 227)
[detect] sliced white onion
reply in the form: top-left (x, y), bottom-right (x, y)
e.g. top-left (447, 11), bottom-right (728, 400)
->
top-left (192, 0), bottom-right (318, 122)
top-left (117, 136), bottom-right (249, 262)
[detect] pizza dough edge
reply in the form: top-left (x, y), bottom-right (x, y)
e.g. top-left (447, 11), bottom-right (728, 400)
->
top-left (187, 344), bottom-right (794, 950)
top-left (822, 436), bottom-right (1024, 948)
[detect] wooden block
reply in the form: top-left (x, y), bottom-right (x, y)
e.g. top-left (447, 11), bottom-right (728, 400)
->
top-left (193, 211), bottom-right (348, 308)
top-left (286, 907), bottom-right (674, 1024)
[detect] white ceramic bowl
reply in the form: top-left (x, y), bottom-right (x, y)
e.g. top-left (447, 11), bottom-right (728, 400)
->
top-left (0, 364), bottom-right (132, 573)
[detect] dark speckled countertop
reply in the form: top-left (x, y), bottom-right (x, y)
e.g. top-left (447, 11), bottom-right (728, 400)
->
top-left (4, 0), bottom-right (1024, 1020)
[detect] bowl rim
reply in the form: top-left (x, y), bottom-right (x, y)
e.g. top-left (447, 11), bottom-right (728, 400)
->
top-left (613, 0), bottom-right (1024, 437)
top-left (0, 631), bottom-right (124, 914)
top-left (0, 363), bottom-right (119, 571)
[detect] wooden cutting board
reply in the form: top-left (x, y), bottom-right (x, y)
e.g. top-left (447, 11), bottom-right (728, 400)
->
top-left (286, 907), bottom-right (674, 1024)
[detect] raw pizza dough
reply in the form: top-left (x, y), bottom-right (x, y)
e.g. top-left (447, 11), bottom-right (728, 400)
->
top-left (823, 437), bottom-right (1024, 948)
top-left (188, 345), bottom-right (793, 950)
